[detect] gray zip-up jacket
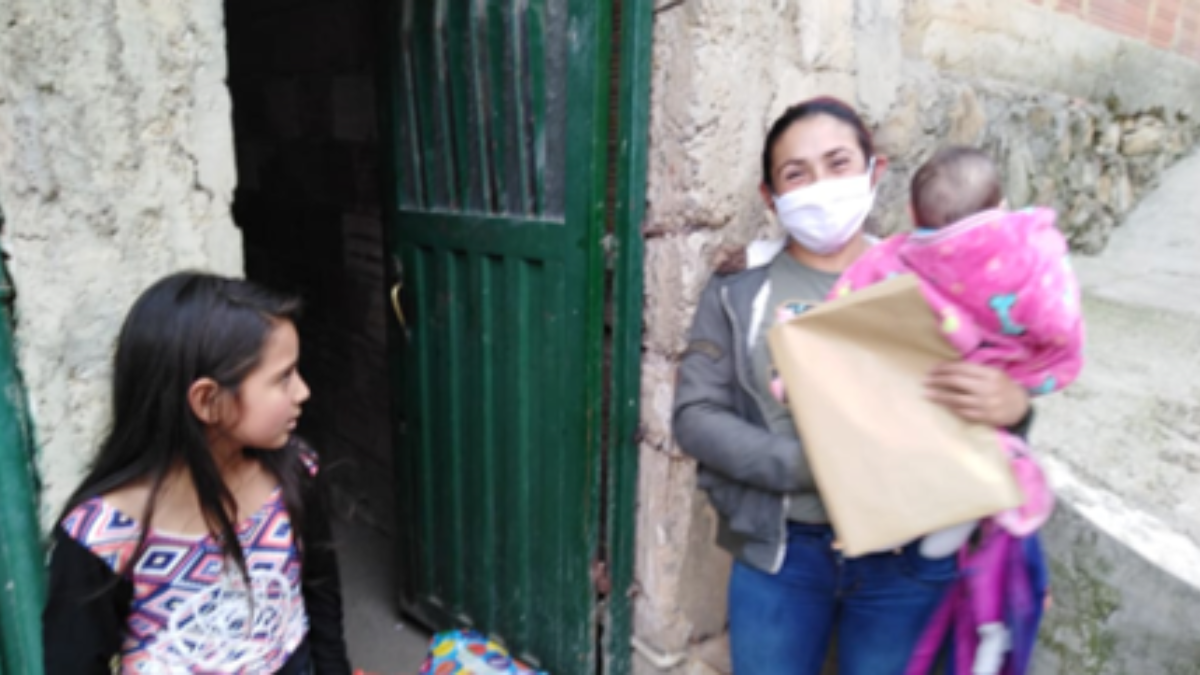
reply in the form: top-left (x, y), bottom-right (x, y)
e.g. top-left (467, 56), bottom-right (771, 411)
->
top-left (673, 265), bottom-right (802, 573)
top-left (673, 261), bottom-right (1033, 573)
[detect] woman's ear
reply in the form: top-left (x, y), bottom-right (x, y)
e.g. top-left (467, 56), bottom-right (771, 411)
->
top-left (188, 378), bottom-right (223, 425)
top-left (870, 155), bottom-right (889, 188)
top-left (759, 182), bottom-right (776, 213)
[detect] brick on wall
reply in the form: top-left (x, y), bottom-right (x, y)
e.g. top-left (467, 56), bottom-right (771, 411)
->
top-left (1034, 0), bottom-right (1200, 61)
top-left (1182, 1), bottom-right (1200, 58)
top-left (1089, 0), bottom-right (1151, 39)
top-left (1053, 0), bottom-right (1087, 18)
top-left (1150, 0), bottom-right (1183, 48)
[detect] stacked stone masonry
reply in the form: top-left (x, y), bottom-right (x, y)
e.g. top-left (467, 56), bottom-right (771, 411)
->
top-left (870, 72), bottom-right (1200, 254)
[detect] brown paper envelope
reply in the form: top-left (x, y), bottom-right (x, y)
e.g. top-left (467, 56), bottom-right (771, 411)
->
top-left (767, 274), bottom-right (1022, 556)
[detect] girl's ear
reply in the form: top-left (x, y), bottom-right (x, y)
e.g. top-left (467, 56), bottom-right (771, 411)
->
top-left (188, 378), bottom-right (223, 425)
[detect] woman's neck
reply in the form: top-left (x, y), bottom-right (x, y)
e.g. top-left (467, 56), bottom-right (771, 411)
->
top-left (786, 233), bottom-right (870, 274)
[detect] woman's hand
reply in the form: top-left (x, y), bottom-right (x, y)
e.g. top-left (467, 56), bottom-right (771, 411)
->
top-left (925, 362), bottom-right (1030, 428)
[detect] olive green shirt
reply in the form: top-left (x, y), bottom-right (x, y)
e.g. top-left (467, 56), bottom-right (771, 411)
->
top-left (750, 252), bottom-right (840, 523)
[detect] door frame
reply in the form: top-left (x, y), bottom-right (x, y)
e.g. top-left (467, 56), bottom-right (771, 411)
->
top-left (601, 0), bottom-right (652, 672)
top-left (0, 205), bottom-right (46, 675)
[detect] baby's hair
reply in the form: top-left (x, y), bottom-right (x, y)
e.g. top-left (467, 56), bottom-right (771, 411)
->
top-left (911, 146), bottom-right (1003, 228)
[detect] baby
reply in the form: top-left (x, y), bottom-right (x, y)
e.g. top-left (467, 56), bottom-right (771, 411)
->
top-left (828, 146), bottom-right (1083, 552)
top-left (836, 146), bottom-right (1083, 394)
top-left (832, 147), bottom-right (1083, 675)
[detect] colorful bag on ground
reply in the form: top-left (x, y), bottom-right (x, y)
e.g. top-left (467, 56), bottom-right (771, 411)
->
top-left (419, 630), bottom-right (546, 675)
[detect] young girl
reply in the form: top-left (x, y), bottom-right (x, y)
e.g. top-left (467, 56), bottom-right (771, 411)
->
top-left (43, 272), bottom-right (351, 674)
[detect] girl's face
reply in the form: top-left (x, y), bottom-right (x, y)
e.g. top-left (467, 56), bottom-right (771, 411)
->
top-left (222, 320), bottom-right (310, 452)
top-left (764, 113), bottom-right (876, 197)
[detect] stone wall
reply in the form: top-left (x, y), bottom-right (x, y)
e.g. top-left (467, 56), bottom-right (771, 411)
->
top-left (635, 2), bottom-right (866, 666)
top-left (882, 0), bottom-right (1200, 252)
top-left (634, 0), bottom-right (1200, 672)
top-left (0, 0), bottom-right (243, 527)
top-left (225, 0), bottom-right (392, 530)
top-left (871, 69), bottom-right (1200, 253)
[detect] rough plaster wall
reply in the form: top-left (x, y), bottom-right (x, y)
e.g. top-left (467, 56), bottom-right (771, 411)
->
top-left (637, 0), bottom-right (1200, 672)
top-left (0, 0), bottom-right (242, 527)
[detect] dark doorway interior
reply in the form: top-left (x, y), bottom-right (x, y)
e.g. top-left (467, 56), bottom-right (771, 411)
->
top-left (223, 0), bottom-right (427, 669)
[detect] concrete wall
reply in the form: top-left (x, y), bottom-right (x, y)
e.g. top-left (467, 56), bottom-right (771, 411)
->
top-left (0, 0), bottom-right (243, 527)
top-left (635, 0), bottom-right (1200, 672)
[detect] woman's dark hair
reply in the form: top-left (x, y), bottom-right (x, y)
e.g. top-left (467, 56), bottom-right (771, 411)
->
top-left (761, 96), bottom-right (875, 190)
top-left (58, 272), bottom-right (310, 584)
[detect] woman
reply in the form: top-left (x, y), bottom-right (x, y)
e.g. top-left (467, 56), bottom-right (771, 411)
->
top-left (672, 97), bottom-right (1035, 674)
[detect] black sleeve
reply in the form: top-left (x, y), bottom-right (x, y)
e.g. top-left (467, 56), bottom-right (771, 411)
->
top-left (43, 528), bottom-right (132, 675)
top-left (301, 472), bottom-right (352, 675)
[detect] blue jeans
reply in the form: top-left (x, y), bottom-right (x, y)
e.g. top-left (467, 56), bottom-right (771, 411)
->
top-left (728, 522), bottom-right (956, 675)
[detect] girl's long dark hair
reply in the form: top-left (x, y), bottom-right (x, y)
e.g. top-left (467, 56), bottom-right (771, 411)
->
top-left (58, 272), bottom-right (312, 583)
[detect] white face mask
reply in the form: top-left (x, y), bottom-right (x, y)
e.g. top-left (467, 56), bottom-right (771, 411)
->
top-left (772, 159), bottom-right (877, 254)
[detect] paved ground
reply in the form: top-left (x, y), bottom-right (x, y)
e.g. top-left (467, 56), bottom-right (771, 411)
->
top-left (1028, 148), bottom-right (1200, 672)
top-left (1069, 149), bottom-right (1200, 316)
top-left (1034, 147), bottom-right (1200, 552)
top-left (335, 517), bottom-right (430, 674)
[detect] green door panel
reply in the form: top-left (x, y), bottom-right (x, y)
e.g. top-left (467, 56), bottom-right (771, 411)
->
top-left (385, 1), bottom-right (612, 671)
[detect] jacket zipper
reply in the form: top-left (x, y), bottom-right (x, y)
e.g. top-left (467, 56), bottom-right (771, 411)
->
top-left (720, 284), bottom-right (790, 573)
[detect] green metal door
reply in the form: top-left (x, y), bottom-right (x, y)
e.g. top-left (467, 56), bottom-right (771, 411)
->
top-left (0, 206), bottom-right (46, 675)
top-left (383, 1), bottom-right (638, 671)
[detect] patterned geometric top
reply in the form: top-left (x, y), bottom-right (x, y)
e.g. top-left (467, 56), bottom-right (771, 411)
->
top-left (61, 477), bottom-right (310, 674)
